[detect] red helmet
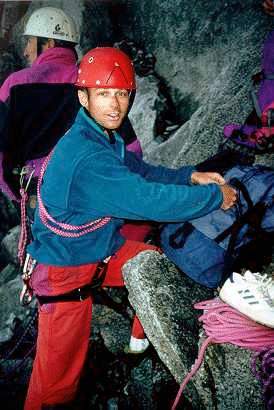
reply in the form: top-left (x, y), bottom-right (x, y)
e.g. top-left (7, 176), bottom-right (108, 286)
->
top-left (75, 47), bottom-right (136, 90)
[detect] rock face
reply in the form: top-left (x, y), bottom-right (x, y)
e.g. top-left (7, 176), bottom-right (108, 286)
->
top-left (1, 225), bottom-right (20, 264)
top-left (129, 75), bottom-right (160, 157)
top-left (123, 251), bottom-right (264, 410)
top-left (116, 0), bottom-right (274, 168)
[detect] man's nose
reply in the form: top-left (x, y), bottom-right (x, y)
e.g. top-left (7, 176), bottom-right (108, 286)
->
top-left (23, 46), bottom-right (28, 58)
top-left (110, 95), bottom-right (119, 109)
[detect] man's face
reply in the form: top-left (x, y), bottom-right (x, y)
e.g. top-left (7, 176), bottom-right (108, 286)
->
top-left (23, 36), bottom-right (38, 66)
top-left (78, 88), bottom-right (130, 130)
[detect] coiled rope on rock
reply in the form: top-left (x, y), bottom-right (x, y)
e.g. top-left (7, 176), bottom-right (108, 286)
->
top-left (172, 298), bottom-right (274, 410)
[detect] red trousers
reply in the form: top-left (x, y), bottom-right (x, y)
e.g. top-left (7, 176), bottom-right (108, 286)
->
top-left (24, 239), bottom-right (158, 409)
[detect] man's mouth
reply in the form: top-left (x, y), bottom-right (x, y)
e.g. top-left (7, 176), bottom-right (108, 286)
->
top-left (107, 113), bottom-right (121, 121)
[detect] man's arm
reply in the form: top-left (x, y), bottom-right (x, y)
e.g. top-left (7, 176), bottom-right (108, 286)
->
top-left (0, 75), bottom-right (12, 102)
top-left (72, 150), bottom-right (226, 223)
top-left (125, 150), bottom-right (195, 185)
top-left (0, 68), bottom-right (29, 102)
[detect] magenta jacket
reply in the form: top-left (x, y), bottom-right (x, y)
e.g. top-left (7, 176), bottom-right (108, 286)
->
top-left (0, 47), bottom-right (78, 102)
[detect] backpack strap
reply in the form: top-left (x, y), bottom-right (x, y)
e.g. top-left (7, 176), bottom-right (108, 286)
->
top-left (215, 177), bottom-right (266, 244)
top-left (217, 200), bottom-right (268, 286)
top-left (35, 260), bottom-right (108, 305)
top-left (169, 222), bottom-right (194, 249)
top-left (229, 178), bottom-right (254, 208)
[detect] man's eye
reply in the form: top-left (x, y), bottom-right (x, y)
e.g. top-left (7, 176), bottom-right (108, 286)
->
top-left (117, 91), bottom-right (128, 97)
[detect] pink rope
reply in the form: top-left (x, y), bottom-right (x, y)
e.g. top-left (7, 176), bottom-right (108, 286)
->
top-left (171, 298), bottom-right (274, 410)
top-left (171, 337), bottom-right (213, 410)
top-left (37, 151), bottom-right (111, 237)
top-left (17, 188), bottom-right (29, 266)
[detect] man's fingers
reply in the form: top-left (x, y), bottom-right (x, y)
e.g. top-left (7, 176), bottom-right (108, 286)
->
top-left (220, 184), bottom-right (238, 210)
top-left (209, 173), bottom-right (226, 185)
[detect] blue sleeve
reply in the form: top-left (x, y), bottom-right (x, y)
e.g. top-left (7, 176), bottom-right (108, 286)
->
top-left (124, 150), bottom-right (195, 185)
top-left (72, 150), bottom-right (223, 223)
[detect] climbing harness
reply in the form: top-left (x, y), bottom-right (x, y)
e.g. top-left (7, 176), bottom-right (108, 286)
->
top-left (171, 298), bottom-right (274, 410)
top-left (35, 258), bottom-right (110, 305)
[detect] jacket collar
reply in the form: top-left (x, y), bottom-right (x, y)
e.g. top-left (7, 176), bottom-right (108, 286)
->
top-left (77, 107), bottom-right (122, 141)
top-left (76, 108), bottom-right (125, 157)
top-left (33, 47), bottom-right (77, 67)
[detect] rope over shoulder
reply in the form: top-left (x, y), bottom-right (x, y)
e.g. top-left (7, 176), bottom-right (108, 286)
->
top-left (37, 150), bottom-right (111, 237)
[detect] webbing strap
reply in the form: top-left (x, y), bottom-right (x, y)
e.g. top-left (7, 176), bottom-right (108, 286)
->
top-left (169, 222), bottom-right (194, 249)
top-left (36, 260), bottom-right (108, 305)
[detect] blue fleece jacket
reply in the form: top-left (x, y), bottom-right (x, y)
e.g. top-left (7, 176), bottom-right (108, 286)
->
top-left (28, 108), bottom-right (222, 266)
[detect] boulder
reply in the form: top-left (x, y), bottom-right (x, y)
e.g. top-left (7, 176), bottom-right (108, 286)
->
top-left (129, 75), bottom-right (160, 158)
top-left (123, 251), bottom-right (263, 409)
top-left (1, 225), bottom-right (20, 264)
top-left (0, 263), bottom-right (19, 287)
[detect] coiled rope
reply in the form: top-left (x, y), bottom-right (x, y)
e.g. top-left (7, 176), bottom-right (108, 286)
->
top-left (172, 298), bottom-right (274, 410)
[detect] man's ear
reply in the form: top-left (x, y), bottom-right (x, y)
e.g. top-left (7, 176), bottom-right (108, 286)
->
top-left (78, 89), bottom-right (89, 108)
top-left (43, 38), bottom-right (55, 50)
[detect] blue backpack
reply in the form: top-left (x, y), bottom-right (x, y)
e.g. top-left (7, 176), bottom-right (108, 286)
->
top-left (160, 165), bottom-right (274, 288)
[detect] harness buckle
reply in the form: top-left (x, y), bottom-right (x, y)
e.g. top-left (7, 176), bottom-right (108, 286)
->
top-left (20, 253), bottom-right (37, 306)
top-left (20, 284), bottom-right (33, 306)
top-left (78, 287), bottom-right (84, 302)
top-left (19, 166), bottom-right (35, 192)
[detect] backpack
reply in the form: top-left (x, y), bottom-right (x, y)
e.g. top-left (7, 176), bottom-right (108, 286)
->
top-left (1, 83), bottom-right (80, 199)
top-left (160, 165), bottom-right (274, 288)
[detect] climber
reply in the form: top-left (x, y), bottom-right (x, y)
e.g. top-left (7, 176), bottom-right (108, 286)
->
top-left (23, 46), bottom-right (237, 410)
top-left (0, 6), bottom-right (79, 201)
top-left (0, 6), bottom-right (142, 204)
top-left (0, 6), bottom-right (79, 102)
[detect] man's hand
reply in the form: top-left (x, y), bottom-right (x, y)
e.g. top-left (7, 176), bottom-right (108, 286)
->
top-left (220, 184), bottom-right (238, 210)
top-left (191, 171), bottom-right (226, 186)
